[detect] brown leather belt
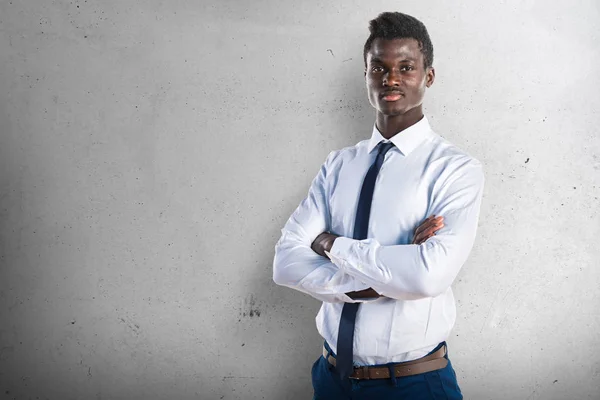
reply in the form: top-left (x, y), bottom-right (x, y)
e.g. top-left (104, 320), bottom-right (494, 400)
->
top-left (322, 344), bottom-right (448, 380)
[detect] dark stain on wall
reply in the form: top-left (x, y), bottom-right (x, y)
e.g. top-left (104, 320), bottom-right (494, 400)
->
top-left (241, 294), bottom-right (262, 318)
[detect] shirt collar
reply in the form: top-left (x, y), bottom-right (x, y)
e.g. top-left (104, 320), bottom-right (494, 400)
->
top-left (367, 115), bottom-right (433, 156)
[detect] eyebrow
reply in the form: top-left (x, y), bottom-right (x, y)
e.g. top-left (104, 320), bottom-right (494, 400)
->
top-left (369, 56), bottom-right (417, 64)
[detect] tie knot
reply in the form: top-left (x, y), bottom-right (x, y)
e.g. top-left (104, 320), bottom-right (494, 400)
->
top-left (377, 141), bottom-right (395, 157)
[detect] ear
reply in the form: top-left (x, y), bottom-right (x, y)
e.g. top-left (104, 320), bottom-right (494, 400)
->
top-left (425, 67), bottom-right (435, 88)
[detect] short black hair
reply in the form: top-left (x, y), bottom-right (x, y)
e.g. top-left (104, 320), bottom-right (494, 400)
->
top-left (363, 12), bottom-right (434, 69)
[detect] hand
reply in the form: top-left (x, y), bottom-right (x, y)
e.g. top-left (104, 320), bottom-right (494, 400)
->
top-left (311, 232), bottom-right (339, 258)
top-left (412, 215), bottom-right (444, 245)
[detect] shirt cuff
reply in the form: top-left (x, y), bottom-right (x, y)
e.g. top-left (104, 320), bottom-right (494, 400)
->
top-left (326, 236), bottom-right (357, 269)
top-left (326, 237), bottom-right (373, 297)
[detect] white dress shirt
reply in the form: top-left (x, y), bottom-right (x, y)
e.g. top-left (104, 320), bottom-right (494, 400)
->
top-left (273, 116), bottom-right (484, 365)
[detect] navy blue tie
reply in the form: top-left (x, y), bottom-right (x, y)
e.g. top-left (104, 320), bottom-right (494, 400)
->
top-left (336, 140), bottom-right (395, 381)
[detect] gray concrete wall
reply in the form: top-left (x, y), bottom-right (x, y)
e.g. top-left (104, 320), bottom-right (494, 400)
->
top-left (0, 0), bottom-right (598, 399)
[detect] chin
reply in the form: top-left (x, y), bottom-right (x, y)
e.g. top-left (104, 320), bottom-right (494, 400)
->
top-left (380, 100), bottom-right (422, 116)
top-left (379, 105), bottom-right (408, 116)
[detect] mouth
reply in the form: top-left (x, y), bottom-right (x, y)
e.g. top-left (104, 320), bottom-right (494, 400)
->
top-left (381, 91), bottom-right (403, 102)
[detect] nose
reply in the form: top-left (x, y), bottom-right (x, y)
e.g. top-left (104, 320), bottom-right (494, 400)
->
top-left (383, 69), bottom-right (401, 87)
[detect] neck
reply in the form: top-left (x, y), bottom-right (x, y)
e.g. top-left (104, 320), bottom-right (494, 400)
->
top-left (375, 106), bottom-right (424, 139)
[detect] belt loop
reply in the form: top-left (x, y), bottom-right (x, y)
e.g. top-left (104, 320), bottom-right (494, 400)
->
top-left (324, 342), bottom-right (334, 371)
top-left (386, 364), bottom-right (398, 387)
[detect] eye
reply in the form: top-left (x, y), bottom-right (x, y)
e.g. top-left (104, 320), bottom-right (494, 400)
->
top-left (400, 65), bottom-right (414, 72)
top-left (371, 66), bottom-right (384, 73)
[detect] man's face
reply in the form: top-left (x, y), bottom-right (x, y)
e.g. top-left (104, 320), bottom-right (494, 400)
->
top-left (365, 38), bottom-right (435, 117)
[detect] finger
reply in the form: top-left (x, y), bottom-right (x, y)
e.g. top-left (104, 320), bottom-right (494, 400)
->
top-left (412, 234), bottom-right (424, 244)
top-left (413, 232), bottom-right (430, 245)
top-left (414, 215), bottom-right (437, 235)
top-left (414, 223), bottom-right (445, 244)
top-left (414, 216), bottom-right (443, 236)
top-left (414, 233), bottom-right (430, 245)
top-left (422, 223), bottom-right (444, 238)
top-left (413, 228), bottom-right (433, 244)
top-left (413, 215), bottom-right (435, 234)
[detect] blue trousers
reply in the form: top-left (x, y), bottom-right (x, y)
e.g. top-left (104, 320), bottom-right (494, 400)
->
top-left (312, 342), bottom-right (463, 399)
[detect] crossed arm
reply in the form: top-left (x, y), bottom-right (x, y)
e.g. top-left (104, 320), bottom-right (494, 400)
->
top-left (272, 152), bottom-right (484, 303)
top-left (310, 216), bottom-right (444, 299)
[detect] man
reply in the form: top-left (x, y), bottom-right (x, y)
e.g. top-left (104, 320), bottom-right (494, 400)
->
top-left (273, 11), bottom-right (484, 399)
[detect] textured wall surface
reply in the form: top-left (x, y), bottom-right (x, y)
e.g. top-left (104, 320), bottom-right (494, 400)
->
top-left (0, 1), bottom-right (599, 399)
